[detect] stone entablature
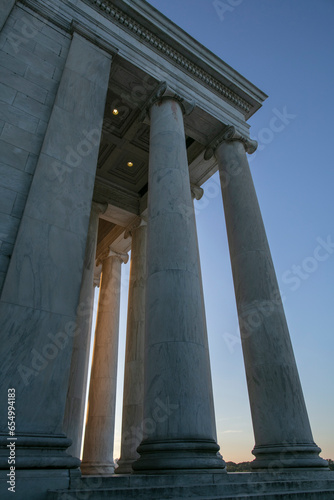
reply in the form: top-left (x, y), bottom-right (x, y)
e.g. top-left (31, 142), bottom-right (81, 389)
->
top-left (21, 0), bottom-right (267, 132)
top-left (87, 0), bottom-right (251, 114)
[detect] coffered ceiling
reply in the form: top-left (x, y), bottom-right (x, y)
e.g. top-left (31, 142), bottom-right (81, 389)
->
top-left (93, 55), bottom-right (224, 220)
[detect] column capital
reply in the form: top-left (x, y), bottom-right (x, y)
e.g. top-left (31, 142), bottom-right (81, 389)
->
top-left (204, 125), bottom-right (258, 160)
top-left (124, 217), bottom-right (147, 240)
top-left (96, 249), bottom-right (129, 266)
top-left (93, 272), bottom-right (101, 288)
top-left (108, 248), bottom-right (129, 264)
top-left (190, 184), bottom-right (204, 201)
top-left (91, 201), bottom-right (108, 216)
top-left (140, 81), bottom-right (195, 122)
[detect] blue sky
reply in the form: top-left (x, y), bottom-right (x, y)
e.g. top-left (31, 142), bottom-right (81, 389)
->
top-left (101, 0), bottom-right (334, 463)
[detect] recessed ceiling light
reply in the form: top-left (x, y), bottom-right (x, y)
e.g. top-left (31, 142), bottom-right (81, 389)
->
top-left (112, 109), bottom-right (119, 115)
top-left (127, 161), bottom-right (134, 167)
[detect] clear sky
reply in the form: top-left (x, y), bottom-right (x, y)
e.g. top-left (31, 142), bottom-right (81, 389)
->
top-left (93, 0), bottom-right (334, 464)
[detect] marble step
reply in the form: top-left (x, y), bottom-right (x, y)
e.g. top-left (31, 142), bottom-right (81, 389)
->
top-left (48, 489), bottom-right (334, 500)
top-left (173, 494), bottom-right (334, 500)
top-left (47, 475), bottom-right (334, 500)
top-left (76, 471), bottom-right (334, 489)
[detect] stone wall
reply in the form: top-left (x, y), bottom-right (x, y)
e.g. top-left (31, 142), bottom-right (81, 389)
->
top-left (0, 3), bottom-right (71, 293)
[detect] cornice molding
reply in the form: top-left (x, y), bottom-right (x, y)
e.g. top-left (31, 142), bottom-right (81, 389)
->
top-left (71, 20), bottom-right (119, 56)
top-left (19, 0), bottom-right (120, 56)
top-left (204, 125), bottom-right (258, 160)
top-left (19, 0), bottom-right (72, 32)
top-left (86, 0), bottom-right (252, 115)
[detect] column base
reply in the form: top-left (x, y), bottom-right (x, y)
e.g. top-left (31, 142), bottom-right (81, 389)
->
top-left (251, 443), bottom-right (329, 471)
top-left (81, 462), bottom-right (115, 475)
top-left (0, 468), bottom-right (81, 500)
top-left (132, 439), bottom-right (226, 474)
top-left (0, 433), bottom-right (80, 469)
top-left (115, 458), bottom-right (136, 474)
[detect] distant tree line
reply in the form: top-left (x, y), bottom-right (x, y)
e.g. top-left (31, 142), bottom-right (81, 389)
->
top-left (226, 461), bottom-right (252, 472)
top-left (226, 460), bottom-right (334, 472)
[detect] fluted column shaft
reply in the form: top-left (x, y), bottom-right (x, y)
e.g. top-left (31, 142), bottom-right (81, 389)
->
top-left (63, 202), bottom-right (106, 458)
top-left (214, 130), bottom-right (327, 470)
top-left (116, 220), bottom-right (147, 474)
top-left (81, 250), bottom-right (128, 475)
top-left (133, 95), bottom-right (225, 473)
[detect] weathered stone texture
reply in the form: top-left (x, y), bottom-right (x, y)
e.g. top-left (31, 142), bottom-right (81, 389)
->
top-left (0, 0), bottom-right (15, 32)
top-left (0, 31), bottom-right (111, 445)
top-left (0, 4), bottom-right (71, 293)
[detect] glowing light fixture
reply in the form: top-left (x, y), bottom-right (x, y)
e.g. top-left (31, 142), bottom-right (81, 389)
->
top-left (127, 161), bottom-right (134, 167)
top-left (112, 109), bottom-right (119, 115)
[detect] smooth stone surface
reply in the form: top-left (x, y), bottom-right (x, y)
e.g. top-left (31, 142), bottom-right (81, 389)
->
top-left (63, 203), bottom-right (106, 459)
top-left (82, 252), bottom-right (127, 475)
top-left (133, 98), bottom-right (224, 473)
top-left (117, 221), bottom-right (147, 474)
top-left (215, 139), bottom-right (327, 470)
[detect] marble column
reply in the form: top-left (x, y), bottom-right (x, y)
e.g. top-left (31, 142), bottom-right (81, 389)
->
top-left (81, 249), bottom-right (128, 475)
top-left (116, 219), bottom-right (147, 474)
top-left (207, 125), bottom-right (328, 470)
top-left (63, 202), bottom-right (107, 459)
top-left (0, 33), bottom-right (111, 474)
top-left (133, 87), bottom-right (225, 473)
